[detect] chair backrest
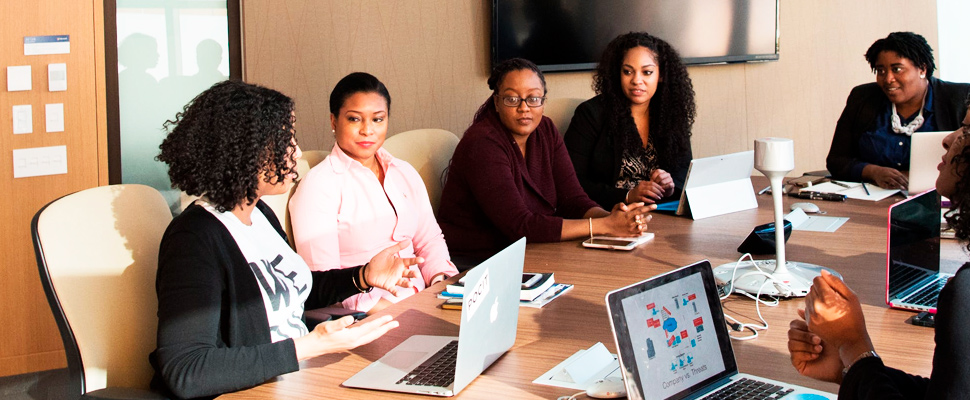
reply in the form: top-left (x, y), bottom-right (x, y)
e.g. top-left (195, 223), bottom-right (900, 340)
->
top-left (262, 149), bottom-right (330, 246)
top-left (382, 129), bottom-right (459, 215)
top-left (543, 97), bottom-right (586, 135)
top-left (32, 184), bottom-right (172, 394)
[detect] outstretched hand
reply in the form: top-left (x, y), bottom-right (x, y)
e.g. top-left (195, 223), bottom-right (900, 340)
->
top-left (295, 315), bottom-right (399, 360)
top-left (364, 240), bottom-right (422, 296)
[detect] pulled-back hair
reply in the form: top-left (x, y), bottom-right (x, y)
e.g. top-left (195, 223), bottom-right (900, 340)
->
top-left (593, 32), bottom-right (695, 167)
top-left (158, 80), bottom-right (297, 213)
top-left (474, 58), bottom-right (547, 123)
top-left (864, 32), bottom-right (935, 77)
top-left (329, 72), bottom-right (391, 115)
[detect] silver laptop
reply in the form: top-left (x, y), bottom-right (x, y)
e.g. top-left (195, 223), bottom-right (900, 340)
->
top-left (342, 237), bottom-right (525, 396)
top-left (605, 260), bottom-right (835, 400)
top-left (887, 189), bottom-right (948, 313)
top-left (909, 131), bottom-right (949, 195)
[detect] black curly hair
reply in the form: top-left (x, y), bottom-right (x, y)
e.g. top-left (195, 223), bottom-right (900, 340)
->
top-left (474, 58), bottom-right (547, 123)
top-left (593, 32), bottom-right (695, 167)
top-left (864, 32), bottom-right (935, 77)
top-left (329, 72), bottom-right (391, 115)
top-left (943, 96), bottom-right (970, 251)
top-left (158, 80), bottom-right (297, 213)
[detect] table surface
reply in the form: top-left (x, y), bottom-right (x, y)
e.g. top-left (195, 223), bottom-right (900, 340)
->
top-left (222, 179), bottom-right (962, 399)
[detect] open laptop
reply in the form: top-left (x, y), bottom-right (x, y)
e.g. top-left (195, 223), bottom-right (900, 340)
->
top-left (909, 131), bottom-right (949, 195)
top-left (342, 237), bottom-right (525, 396)
top-left (605, 260), bottom-right (835, 400)
top-left (887, 189), bottom-right (947, 313)
top-left (672, 151), bottom-right (757, 220)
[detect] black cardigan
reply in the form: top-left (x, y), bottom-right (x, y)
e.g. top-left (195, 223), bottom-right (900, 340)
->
top-left (150, 201), bottom-right (360, 399)
top-left (826, 77), bottom-right (970, 181)
top-left (563, 95), bottom-right (692, 209)
top-left (839, 263), bottom-right (970, 399)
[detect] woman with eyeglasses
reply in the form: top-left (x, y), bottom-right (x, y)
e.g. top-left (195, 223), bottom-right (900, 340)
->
top-left (564, 32), bottom-right (695, 209)
top-left (438, 58), bottom-right (654, 266)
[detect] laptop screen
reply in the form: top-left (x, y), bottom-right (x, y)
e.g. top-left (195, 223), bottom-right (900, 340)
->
top-left (887, 189), bottom-right (941, 300)
top-left (606, 261), bottom-right (738, 400)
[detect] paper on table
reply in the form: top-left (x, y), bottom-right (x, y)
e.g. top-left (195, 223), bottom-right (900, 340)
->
top-left (802, 181), bottom-right (899, 201)
top-left (785, 208), bottom-right (848, 232)
top-left (533, 342), bottom-right (620, 390)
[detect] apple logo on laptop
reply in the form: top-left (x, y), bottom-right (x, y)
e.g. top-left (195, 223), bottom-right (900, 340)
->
top-left (490, 300), bottom-right (499, 323)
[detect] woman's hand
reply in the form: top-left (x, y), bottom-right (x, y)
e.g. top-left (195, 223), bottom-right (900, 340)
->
top-left (602, 202), bottom-right (656, 236)
top-left (650, 169), bottom-right (676, 198)
top-left (862, 165), bottom-right (907, 189)
top-left (803, 270), bottom-right (874, 367)
top-left (626, 181), bottom-right (666, 204)
top-left (294, 315), bottom-right (399, 361)
top-left (363, 240), bottom-right (422, 296)
top-left (788, 309), bottom-right (843, 384)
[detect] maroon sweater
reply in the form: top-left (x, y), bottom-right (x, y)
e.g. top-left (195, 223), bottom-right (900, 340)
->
top-left (439, 106), bottom-right (599, 262)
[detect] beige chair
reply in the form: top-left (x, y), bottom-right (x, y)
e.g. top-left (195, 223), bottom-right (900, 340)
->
top-left (382, 129), bottom-right (459, 215)
top-left (32, 184), bottom-right (171, 399)
top-left (263, 149), bottom-right (330, 246)
top-left (543, 97), bottom-right (586, 135)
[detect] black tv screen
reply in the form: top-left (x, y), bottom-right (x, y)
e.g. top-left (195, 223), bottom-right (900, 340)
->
top-left (492, 0), bottom-right (779, 71)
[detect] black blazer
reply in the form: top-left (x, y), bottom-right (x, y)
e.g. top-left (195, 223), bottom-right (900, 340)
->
top-left (826, 77), bottom-right (970, 181)
top-left (563, 95), bottom-right (692, 209)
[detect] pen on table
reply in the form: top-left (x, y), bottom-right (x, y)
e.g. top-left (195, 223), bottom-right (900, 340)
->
top-left (830, 181), bottom-right (851, 189)
top-left (862, 182), bottom-right (871, 195)
top-left (758, 186), bottom-right (771, 195)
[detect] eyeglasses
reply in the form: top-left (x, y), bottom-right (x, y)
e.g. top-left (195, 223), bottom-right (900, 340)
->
top-left (495, 95), bottom-right (546, 108)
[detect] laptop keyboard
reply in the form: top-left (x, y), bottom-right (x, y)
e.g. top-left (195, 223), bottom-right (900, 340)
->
top-left (397, 340), bottom-right (459, 387)
top-left (906, 277), bottom-right (950, 307)
top-left (707, 378), bottom-right (794, 399)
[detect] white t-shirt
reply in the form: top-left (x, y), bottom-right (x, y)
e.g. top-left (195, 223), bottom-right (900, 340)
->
top-left (203, 201), bottom-right (312, 342)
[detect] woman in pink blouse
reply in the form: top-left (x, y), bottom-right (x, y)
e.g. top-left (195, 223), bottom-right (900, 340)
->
top-left (289, 72), bottom-right (457, 312)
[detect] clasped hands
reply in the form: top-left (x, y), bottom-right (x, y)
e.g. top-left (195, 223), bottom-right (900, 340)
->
top-left (626, 169), bottom-right (676, 204)
top-left (787, 270), bottom-right (875, 383)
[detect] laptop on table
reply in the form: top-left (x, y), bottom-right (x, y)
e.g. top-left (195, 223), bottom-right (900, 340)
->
top-left (342, 237), bottom-right (525, 396)
top-left (887, 189), bottom-right (947, 313)
top-left (605, 260), bottom-right (835, 400)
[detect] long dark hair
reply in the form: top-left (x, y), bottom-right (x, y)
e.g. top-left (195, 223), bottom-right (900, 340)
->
top-left (944, 98), bottom-right (970, 251)
top-left (593, 32), bottom-right (695, 166)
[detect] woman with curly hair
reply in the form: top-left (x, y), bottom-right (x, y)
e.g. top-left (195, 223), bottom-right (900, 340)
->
top-left (827, 31), bottom-right (970, 189)
top-left (151, 80), bottom-right (422, 399)
top-left (438, 58), bottom-right (654, 265)
top-left (564, 31), bottom-right (695, 208)
top-left (787, 99), bottom-right (970, 398)
top-left (289, 72), bottom-right (457, 311)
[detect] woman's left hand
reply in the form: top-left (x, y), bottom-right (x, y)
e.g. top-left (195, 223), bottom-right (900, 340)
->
top-left (650, 169), bottom-right (675, 198)
top-left (363, 241), bottom-right (423, 296)
top-left (803, 270), bottom-right (874, 367)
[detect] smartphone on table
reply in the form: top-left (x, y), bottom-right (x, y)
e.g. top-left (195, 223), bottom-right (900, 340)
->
top-left (581, 233), bottom-right (654, 251)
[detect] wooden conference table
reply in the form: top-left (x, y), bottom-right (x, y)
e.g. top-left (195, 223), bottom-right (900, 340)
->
top-left (224, 179), bottom-right (957, 399)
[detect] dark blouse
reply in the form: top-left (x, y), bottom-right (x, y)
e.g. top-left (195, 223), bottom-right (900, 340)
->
top-left (438, 106), bottom-right (599, 264)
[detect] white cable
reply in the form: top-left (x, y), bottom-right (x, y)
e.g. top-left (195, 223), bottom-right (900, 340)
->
top-left (719, 253), bottom-right (786, 341)
top-left (557, 391), bottom-right (586, 400)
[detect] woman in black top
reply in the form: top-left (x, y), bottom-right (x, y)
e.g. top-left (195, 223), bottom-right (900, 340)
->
top-left (564, 32), bottom-right (696, 208)
top-left (788, 101), bottom-right (970, 398)
top-left (150, 80), bottom-right (421, 399)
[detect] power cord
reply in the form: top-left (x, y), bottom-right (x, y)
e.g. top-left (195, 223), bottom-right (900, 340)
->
top-left (718, 253), bottom-right (789, 341)
top-left (558, 391), bottom-right (587, 400)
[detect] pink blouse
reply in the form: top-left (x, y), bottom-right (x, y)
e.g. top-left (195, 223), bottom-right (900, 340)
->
top-left (289, 144), bottom-right (457, 311)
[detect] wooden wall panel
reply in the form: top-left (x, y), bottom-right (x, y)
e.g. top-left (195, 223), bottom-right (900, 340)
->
top-left (242, 0), bottom-right (942, 177)
top-left (0, 0), bottom-right (106, 376)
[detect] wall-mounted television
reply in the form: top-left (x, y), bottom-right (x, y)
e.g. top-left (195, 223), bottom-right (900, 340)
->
top-left (492, 0), bottom-right (779, 72)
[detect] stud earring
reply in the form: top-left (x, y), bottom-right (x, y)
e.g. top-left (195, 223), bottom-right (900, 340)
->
top-left (920, 74), bottom-right (926, 79)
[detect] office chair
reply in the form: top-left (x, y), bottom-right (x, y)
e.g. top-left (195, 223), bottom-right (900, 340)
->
top-left (32, 184), bottom-right (171, 399)
top-left (542, 97), bottom-right (585, 135)
top-left (382, 128), bottom-right (459, 216)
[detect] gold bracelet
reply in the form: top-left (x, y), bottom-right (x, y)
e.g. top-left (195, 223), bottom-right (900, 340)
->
top-left (588, 218), bottom-right (593, 239)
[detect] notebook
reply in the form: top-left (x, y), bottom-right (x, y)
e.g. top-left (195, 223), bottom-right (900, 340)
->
top-left (887, 189), bottom-right (947, 313)
top-left (605, 260), bottom-right (835, 400)
top-left (342, 237), bottom-right (525, 396)
top-left (908, 131), bottom-right (949, 195)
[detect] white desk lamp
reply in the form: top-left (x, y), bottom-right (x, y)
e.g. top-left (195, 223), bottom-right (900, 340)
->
top-left (713, 138), bottom-right (838, 297)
